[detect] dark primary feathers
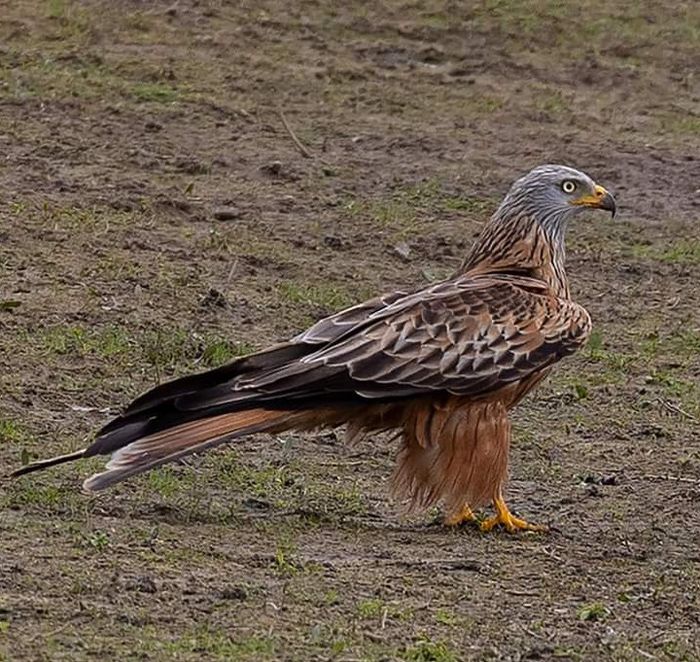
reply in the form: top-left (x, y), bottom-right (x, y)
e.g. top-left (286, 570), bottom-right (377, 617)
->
top-left (11, 163), bottom-right (612, 512)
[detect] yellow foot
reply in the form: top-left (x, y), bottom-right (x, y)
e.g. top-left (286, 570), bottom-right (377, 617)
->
top-left (479, 494), bottom-right (547, 534)
top-left (443, 504), bottom-right (476, 527)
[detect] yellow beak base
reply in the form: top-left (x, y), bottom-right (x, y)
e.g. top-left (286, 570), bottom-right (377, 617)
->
top-left (573, 184), bottom-right (616, 216)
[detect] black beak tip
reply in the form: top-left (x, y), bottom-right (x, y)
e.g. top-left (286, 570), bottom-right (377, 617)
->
top-left (601, 192), bottom-right (617, 218)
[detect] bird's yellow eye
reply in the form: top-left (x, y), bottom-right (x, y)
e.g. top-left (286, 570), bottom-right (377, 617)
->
top-left (562, 180), bottom-right (576, 194)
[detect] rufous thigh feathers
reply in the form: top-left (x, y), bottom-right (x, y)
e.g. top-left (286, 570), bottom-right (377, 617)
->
top-left (391, 398), bottom-right (510, 516)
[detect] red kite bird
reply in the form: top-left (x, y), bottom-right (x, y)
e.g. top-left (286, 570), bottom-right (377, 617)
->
top-left (12, 165), bottom-right (615, 532)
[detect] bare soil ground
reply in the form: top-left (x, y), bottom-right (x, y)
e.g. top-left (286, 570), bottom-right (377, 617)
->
top-left (1, 1), bottom-right (699, 660)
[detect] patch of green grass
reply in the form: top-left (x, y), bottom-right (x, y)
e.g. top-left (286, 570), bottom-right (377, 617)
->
top-left (215, 455), bottom-right (367, 517)
top-left (306, 622), bottom-right (348, 653)
top-left (532, 86), bottom-right (571, 118)
top-left (645, 370), bottom-right (692, 395)
top-left (403, 637), bottom-right (457, 662)
top-left (403, 179), bottom-right (494, 216)
top-left (200, 339), bottom-right (253, 367)
top-left (5, 201), bottom-right (152, 254)
top-left (201, 228), bottom-right (234, 253)
top-left (33, 324), bottom-right (134, 359)
top-left (8, 201), bottom-right (26, 214)
top-left (42, 205), bottom-right (99, 230)
top-left (658, 114), bottom-right (700, 136)
top-left (463, 95), bottom-right (503, 115)
top-left (89, 326), bottom-right (134, 358)
top-left (586, 331), bottom-right (635, 374)
top-left (357, 598), bottom-right (385, 619)
top-left (26, 323), bottom-right (250, 385)
top-left (121, 11), bottom-right (154, 33)
top-left (90, 253), bottom-right (144, 282)
top-left (358, 181), bottom-right (433, 220)
top-left (659, 639), bottom-right (700, 660)
top-left (343, 184), bottom-right (424, 237)
top-left (324, 589), bottom-right (340, 606)
top-left (141, 328), bottom-right (193, 372)
top-left (0, 53), bottom-right (185, 105)
top-left (0, 57), bottom-right (117, 102)
top-left (0, 418), bottom-right (33, 444)
top-left (399, 180), bottom-right (443, 204)
top-left (141, 464), bottom-right (239, 525)
top-left (45, 0), bottom-right (94, 42)
top-left (659, 240), bottom-right (700, 264)
top-left (203, 227), bottom-right (296, 264)
top-left (140, 329), bottom-right (251, 373)
top-left (313, 481), bottom-right (367, 517)
top-left (130, 81), bottom-right (180, 103)
top-left (364, 198), bottom-right (419, 231)
top-left (355, 598), bottom-right (415, 626)
top-left (419, 11), bottom-right (451, 29)
top-left (9, 483), bottom-right (63, 507)
top-left (577, 602), bottom-right (610, 622)
top-left (434, 608), bottom-right (458, 626)
top-left (470, 1), bottom-right (698, 67)
top-left (3, 482), bottom-right (85, 517)
top-left (586, 332), bottom-right (618, 359)
top-left (23, 202), bottom-right (151, 235)
top-left (83, 529), bottom-right (110, 552)
top-left (553, 646), bottom-right (585, 660)
top-left (163, 625), bottom-right (276, 660)
top-left (584, 327), bottom-right (699, 414)
top-left (273, 539), bottom-right (302, 577)
top-left (630, 240), bottom-right (700, 265)
top-left (147, 467), bottom-right (196, 500)
top-left (472, 0), bottom-right (568, 41)
top-left (46, 0), bottom-right (68, 19)
top-left (278, 281), bottom-right (356, 311)
top-left (668, 329), bottom-right (700, 356)
top-left (568, 377), bottom-right (589, 401)
top-left (219, 459), bottom-right (292, 504)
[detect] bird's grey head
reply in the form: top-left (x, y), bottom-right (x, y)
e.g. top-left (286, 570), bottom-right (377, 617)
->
top-left (463, 164), bottom-right (616, 279)
top-left (499, 164), bottom-right (616, 231)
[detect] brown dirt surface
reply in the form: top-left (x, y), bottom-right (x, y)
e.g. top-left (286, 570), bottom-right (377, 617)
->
top-left (1, 1), bottom-right (699, 660)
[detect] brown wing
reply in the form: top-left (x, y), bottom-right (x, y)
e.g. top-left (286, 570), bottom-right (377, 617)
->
top-left (228, 274), bottom-right (591, 402)
top-left (292, 290), bottom-right (409, 344)
top-left (90, 274), bottom-right (589, 456)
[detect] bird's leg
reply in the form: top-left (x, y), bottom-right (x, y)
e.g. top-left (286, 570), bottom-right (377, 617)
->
top-left (479, 490), bottom-right (546, 533)
top-left (443, 504), bottom-right (476, 527)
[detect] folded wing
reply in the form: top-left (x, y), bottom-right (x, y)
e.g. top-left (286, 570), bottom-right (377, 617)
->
top-left (174, 274), bottom-right (591, 408)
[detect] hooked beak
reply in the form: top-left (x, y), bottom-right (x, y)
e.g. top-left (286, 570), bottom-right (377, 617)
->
top-left (572, 184), bottom-right (617, 217)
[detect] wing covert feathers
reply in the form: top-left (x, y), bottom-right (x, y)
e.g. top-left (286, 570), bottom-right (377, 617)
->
top-left (292, 276), bottom-right (591, 399)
